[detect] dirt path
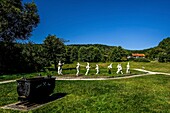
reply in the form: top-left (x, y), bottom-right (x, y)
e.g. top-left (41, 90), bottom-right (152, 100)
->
top-left (56, 73), bottom-right (151, 80)
top-left (134, 69), bottom-right (170, 75)
top-left (0, 69), bottom-right (170, 84)
top-left (0, 80), bottom-right (16, 85)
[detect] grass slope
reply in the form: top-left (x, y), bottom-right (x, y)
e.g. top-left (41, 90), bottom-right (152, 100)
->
top-left (0, 74), bottom-right (170, 113)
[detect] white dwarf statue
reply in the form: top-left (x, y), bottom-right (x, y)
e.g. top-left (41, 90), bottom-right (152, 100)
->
top-left (108, 63), bottom-right (112, 69)
top-left (116, 64), bottom-right (123, 74)
top-left (76, 62), bottom-right (80, 76)
top-left (58, 61), bottom-right (64, 75)
top-left (126, 62), bottom-right (130, 74)
top-left (95, 64), bottom-right (99, 75)
top-left (108, 63), bottom-right (112, 74)
top-left (85, 62), bottom-right (90, 75)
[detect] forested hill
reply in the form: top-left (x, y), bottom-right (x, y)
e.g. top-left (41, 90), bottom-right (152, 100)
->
top-left (67, 44), bottom-right (115, 50)
top-left (68, 44), bottom-right (153, 52)
top-left (67, 43), bottom-right (153, 56)
top-left (67, 37), bottom-right (170, 62)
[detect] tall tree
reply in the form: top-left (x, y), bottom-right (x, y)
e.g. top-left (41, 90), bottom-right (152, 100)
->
top-left (0, 0), bottom-right (40, 42)
top-left (65, 46), bottom-right (72, 63)
top-left (21, 42), bottom-right (47, 72)
top-left (93, 47), bottom-right (103, 62)
top-left (43, 35), bottom-right (65, 70)
top-left (70, 46), bottom-right (78, 62)
top-left (78, 46), bottom-right (103, 62)
top-left (0, 42), bottom-right (22, 73)
top-left (78, 47), bottom-right (88, 62)
top-left (0, 0), bottom-right (39, 73)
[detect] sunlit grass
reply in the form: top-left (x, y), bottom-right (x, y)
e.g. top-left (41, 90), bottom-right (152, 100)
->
top-left (0, 75), bottom-right (170, 112)
top-left (130, 61), bottom-right (170, 73)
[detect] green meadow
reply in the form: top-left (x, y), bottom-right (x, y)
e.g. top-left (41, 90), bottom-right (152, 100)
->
top-left (0, 62), bottom-right (170, 112)
top-left (0, 74), bottom-right (170, 113)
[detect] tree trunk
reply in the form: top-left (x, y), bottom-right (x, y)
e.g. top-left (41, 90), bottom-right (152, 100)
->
top-left (54, 59), bottom-right (57, 70)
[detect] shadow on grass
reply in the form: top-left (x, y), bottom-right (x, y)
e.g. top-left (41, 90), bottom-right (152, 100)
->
top-left (63, 68), bottom-right (75, 70)
top-left (3, 93), bottom-right (68, 111)
top-left (47, 67), bottom-right (75, 71)
top-left (33, 93), bottom-right (68, 104)
top-left (46, 68), bottom-right (56, 71)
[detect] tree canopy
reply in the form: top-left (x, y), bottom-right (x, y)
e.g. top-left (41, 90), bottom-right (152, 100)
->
top-left (0, 0), bottom-right (39, 42)
top-left (0, 0), bottom-right (40, 73)
top-left (43, 35), bottom-right (65, 69)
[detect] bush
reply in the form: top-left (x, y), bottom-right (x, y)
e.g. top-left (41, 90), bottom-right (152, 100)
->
top-left (133, 58), bottom-right (150, 62)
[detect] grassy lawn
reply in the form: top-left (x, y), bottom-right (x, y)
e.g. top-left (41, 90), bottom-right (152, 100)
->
top-left (0, 74), bottom-right (170, 112)
top-left (130, 61), bottom-right (170, 73)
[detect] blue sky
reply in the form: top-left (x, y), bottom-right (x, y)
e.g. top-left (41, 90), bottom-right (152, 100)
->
top-left (23, 0), bottom-right (170, 50)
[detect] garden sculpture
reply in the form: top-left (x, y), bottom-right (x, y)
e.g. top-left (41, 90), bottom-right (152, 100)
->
top-left (95, 64), bottom-right (99, 75)
top-left (58, 61), bottom-right (64, 75)
top-left (126, 62), bottom-right (130, 73)
top-left (108, 63), bottom-right (112, 74)
top-left (116, 63), bottom-right (123, 74)
top-left (108, 63), bottom-right (112, 69)
top-left (85, 62), bottom-right (90, 75)
top-left (76, 62), bottom-right (80, 76)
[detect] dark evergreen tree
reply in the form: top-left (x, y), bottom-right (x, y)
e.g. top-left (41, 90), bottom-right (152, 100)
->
top-left (21, 42), bottom-right (47, 72)
top-left (43, 35), bottom-right (65, 70)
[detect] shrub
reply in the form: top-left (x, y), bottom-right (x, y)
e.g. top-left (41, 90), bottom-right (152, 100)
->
top-left (133, 58), bottom-right (150, 62)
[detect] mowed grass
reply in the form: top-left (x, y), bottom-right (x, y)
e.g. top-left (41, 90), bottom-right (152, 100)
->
top-left (0, 74), bottom-right (170, 113)
top-left (129, 61), bottom-right (170, 73)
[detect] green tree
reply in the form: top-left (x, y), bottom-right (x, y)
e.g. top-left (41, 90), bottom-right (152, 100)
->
top-left (158, 52), bottom-right (168, 62)
top-left (43, 35), bottom-right (65, 70)
top-left (0, 0), bottom-right (39, 73)
top-left (158, 37), bottom-right (170, 51)
top-left (65, 46), bottom-right (72, 63)
top-left (108, 46), bottom-right (127, 62)
top-left (86, 46), bottom-right (94, 61)
top-left (78, 47), bottom-right (88, 62)
top-left (70, 47), bottom-right (78, 62)
top-left (93, 47), bottom-right (103, 62)
top-left (0, 42), bottom-right (22, 73)
top-left (148, 47), bottom-right (164, 60)
top-left (0, 0), bottom-right (40, 42)
top-left (156, 37), bottom-right (170, 62)
top-left (21, 42), bottom-right (47, 72)
top-left (78, 46), bottom-right (103, 62)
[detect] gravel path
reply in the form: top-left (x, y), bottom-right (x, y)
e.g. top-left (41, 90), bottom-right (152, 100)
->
top-left (0, 69), bottom-right (170, 84)
top-left (0, 80), bottom-right (16, 85)
top-left (134, 69), bottom-right (170, 75)
top-left (56, 73), bottom-right (151, 80)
